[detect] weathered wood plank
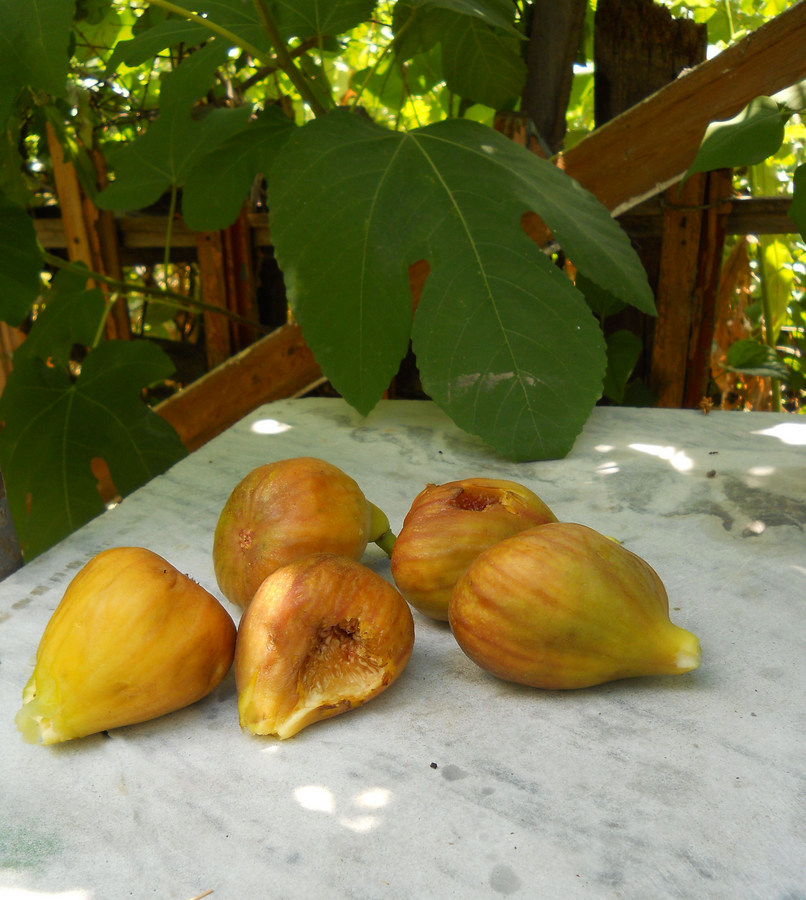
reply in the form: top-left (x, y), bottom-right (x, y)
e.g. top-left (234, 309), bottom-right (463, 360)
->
top-left (561, 1), bottom-right (806, 213)
top-left (154, 321), bottom-right (322, 452)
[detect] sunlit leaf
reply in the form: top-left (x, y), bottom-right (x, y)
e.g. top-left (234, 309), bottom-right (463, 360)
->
top-left (788, 163), bottom-right (806, 241)
top-left (0, 340), bottom-right (187, 559)
top-left (684, 96), bottom-right (788, 180)
top-left (268, 111), bottom-right (652, 460)
top-left (723, 338), bottom-right (789, 379)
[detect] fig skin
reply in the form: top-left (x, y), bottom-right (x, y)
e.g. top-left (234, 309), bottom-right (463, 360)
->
top-left (235, 553), bottom-right (415, 739)
top-left (213, 457), bottom-right (387, 610)
top-left (449, 523), bottom-right (701, 689)
top-left (15, 547), bottom-right (236, 745)
top-left (390, 478), bottom-right (557, 621)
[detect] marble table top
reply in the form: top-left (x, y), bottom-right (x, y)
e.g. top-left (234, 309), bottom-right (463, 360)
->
top-left (1, 399), bottom-right (805, 900)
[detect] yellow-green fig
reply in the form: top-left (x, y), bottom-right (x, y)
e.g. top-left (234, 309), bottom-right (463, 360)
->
top-left (449, 523), bottom-right (701, 689)
top-left (213, 457), bottom-right (392, 610)
top-left (235, 553), bottom-right (415, 739)
top-left (16, 547), bottom-right (236, 745)
top-left (391, 478), bottom-right (557, 621)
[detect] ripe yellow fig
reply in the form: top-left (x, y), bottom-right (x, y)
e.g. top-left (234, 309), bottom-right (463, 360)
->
top-left (235, 553), bottom-right (415, 739)
top-left (449, 523), bottom-right (701, 689)
top-left (390, 478), bottom-right (557, 620)
top-left (213, 457), bottom-right (392, 610)
top-left (15, 547), bottom-right (236, 745)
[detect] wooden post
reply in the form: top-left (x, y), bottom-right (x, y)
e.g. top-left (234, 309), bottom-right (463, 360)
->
top-left (195, 230), bottom-right (233, 370)
top-left (649, 174), bottom-right (708, 406)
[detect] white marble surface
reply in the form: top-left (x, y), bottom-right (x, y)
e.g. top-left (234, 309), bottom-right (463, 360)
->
top-left (1, 399), bottom-right (805, 900)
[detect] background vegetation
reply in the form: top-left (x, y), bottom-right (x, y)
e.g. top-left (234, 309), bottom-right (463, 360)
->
top-left (0, 0), bottom-right (803, 561)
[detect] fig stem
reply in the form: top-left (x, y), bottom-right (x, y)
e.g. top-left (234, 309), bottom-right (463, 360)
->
top-left (373, 529), bottom-right (397, 558)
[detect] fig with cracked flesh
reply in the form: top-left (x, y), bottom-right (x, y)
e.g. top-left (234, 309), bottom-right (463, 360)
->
top-left (449, 523), bottom-right (701, 689)
top-left (15, 547), bottom-right (236, 745)
top-left (390, 478), bottom-right (557, 620)
top-left (213, 457), bottom-right (393, 610)
top-left (235, 553), bottom-right (415, 739)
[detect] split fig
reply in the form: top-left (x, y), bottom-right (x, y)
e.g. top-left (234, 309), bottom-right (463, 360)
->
top-left (449, 523), bottom-right (701, 689)
top-left (390, 478), bottom-right (557, 620)
top-left (15, 547), bottom-right (236, 745)
top-left (235, 553), bottom-right (415, 739)
top-left (213, 457), bottom-right (391, 610)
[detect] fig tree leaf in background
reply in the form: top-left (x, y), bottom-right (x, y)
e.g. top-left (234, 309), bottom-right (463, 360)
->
top-left (788, 163), bottom-right (806, 242)
top-left (269, 110), bottom-right (651, 460)
top-left (0, 192), bottom-right (43, 327)
top-left (723, 338), bottom-right (789, 380)
top-left (97, 41), bottom-right (252, 212)
top-left (0, 340), bottom-right (188, 560)
top-left (14, 268), bottom-right (105, 367)
top-left (602, 330), bottom-right (643, 403)
top-left (437, 10), bottom-right (526, 108)
top-left (105, 19), bottom-right (209, 74)
top-left (683, 96), bottom-right (788, 180)
top-left (183, 105), bottom-right (296, 232)
top-left (0, 0), bottom-right (76, 127)
top-left (271, 0), bottom-right (378, 40)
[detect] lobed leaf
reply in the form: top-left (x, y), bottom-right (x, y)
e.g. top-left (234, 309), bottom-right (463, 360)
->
top-left (183, 105), bottom-right (295, 231)
top-left (97, 42), bottom-right (252, 211)
top-left (0, 340), bottom-right (188, 560)
top-left (268, 111), bottom-right (652, 460)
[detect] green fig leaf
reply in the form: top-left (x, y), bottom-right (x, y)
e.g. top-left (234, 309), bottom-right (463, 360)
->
top-left (0, 193), bottom-right (43, 327)
top-left (723, 338), bottom-right (789, 380)
top-left (105, 20), bottom-right (209, 74)
top-left (269, 110), bottom-right (652, 459)
top-left (0, 340), bottom-right (188, 559)
top-left (787, 163), bottom-right (806, 242)
top-left (97, 41), bottom-right (252, 211)
top-left (183, 105), bottom-right (295, 232)
top-left (0, 0), bottom-right (76, 127)
top-left (436, 10), bottom-right (526, 108)
top-left (270, 0), bottom-right (377, 40)
top-left (683, 96), bottom-right (788, 180)
top-left (14, 268), bottom-right (105, 366)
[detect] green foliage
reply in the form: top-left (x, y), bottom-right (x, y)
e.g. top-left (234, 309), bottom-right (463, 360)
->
top-left (16, 0), bottom-right (795, 558)
top-left (0, 270), bottom-right (187, 559)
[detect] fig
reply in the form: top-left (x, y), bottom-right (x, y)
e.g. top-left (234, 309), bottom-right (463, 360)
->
top-left (15, 547), bottom-right (236, 745)
top-left (235, 553), bottom-right (415, 739)
top-left (390, 478), bottom-right (557, 620)
top-left (213, 457), bottom-right (393, 610)
top-left (449, 523), bottom-right (701, 689)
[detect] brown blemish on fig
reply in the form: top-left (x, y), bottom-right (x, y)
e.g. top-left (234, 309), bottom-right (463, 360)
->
top-left (453, 489), bottom-right (500, 512)
top-left (238, 528), bottom-right (254, 551)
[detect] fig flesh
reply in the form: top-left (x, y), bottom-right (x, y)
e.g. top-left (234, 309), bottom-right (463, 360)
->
top-left (213, 457), bottom-right (391, 610)
top-left (391, 478), bottom-right (557, 620)
top-left (449, 523), bottom-right (701, 689)
top-left (235, 553), bottom-right (415, 739)
top-left (15, 547), bottom-right (236, 745)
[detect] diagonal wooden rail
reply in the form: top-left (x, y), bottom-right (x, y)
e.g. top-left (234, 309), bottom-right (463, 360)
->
top-left (560, 0), bottom-right (806, 213)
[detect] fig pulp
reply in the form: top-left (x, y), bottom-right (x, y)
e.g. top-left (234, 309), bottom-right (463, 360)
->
top-left (449, 523), bottom-right (701, 689)
top-left (235, 554), bottom-right (415, 739)
top-left (213, 457), bottom-right (391, 610)
top-left (391, 478), bottom-right (557, 620)
top-left (15, 547), bottom-right (236, 745)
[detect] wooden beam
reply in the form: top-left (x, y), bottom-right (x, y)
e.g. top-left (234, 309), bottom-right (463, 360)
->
top-left (619, 196), bottom-right (798, 237)
top-left (560, 1), bottom-right (806, 213)
top-left (154, 322), bottom-right (321, 452)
